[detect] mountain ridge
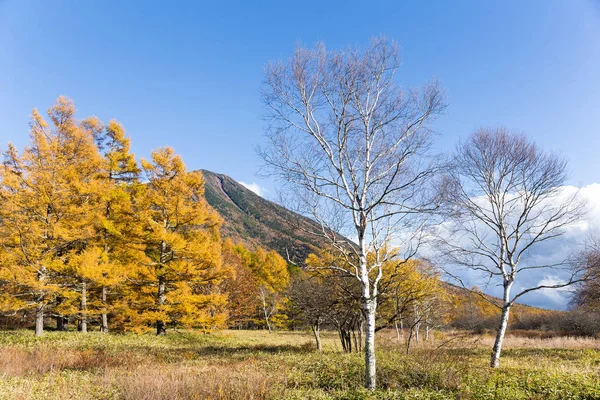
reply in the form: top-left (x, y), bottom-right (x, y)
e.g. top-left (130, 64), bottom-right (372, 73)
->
top-left (200, 169), bottom-right (326, 263)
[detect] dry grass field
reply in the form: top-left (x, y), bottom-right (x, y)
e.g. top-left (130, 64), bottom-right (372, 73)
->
top-left (0, 329), bottom-right (598, 400)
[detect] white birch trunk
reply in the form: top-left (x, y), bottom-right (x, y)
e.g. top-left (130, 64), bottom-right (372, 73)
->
top-left (414, 304), bottom-right (420, 344)
top-left (491, 281), bottom-right (512, 368)
top-left (156, 239), bottom-right (167, 336)
top-left (364, 299), bottom-right (377, 389)
top-left (260, 287), bottom-right (272, 333)
top-left (156, 276), bottom-right (166, 335)
top-left (80, 282), bottom-right (88, 333)
top-left (311, 323), bottom-right (322, 351)
top-left (35, 265), bottom-right (46, 336)
top-left (35, 304), bottom-right (44, 336)
top-left (100, 286), bottom-right (108, 333)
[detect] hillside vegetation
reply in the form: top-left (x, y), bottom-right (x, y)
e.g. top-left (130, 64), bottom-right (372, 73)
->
top-left (202, 169), bottom-right (326, 263)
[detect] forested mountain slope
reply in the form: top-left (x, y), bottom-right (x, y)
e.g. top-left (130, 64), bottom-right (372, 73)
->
top-left (201, 170), bottom-right (326, 263)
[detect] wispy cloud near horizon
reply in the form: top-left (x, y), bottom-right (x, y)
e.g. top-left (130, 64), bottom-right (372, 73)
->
top-left (239, 181), bottom-right (266, 197)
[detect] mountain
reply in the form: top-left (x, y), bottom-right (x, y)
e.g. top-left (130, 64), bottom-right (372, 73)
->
top-left (200, 170), bottom-right (328, 263)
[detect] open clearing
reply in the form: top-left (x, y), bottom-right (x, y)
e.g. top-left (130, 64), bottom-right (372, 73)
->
top-left (0, 330), bottom-right (598, 400)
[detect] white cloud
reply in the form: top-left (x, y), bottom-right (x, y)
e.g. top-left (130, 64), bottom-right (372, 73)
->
top-left (239, 181), bottom-right (265, 197)
top-left (534, 276), bottom-right (574, 306)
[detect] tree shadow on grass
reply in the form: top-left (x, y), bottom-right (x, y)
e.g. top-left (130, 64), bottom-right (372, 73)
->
top-left (116, 342), bottom-right (315, 364)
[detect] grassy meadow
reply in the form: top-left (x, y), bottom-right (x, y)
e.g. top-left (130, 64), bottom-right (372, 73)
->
top-left (0, 329), bottom-right (598, 400)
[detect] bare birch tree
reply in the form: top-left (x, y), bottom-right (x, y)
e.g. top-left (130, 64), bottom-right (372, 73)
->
top-left (259, 37), bottom-right (445, 389)
top-left (440, 127), bottom-right (587, 368)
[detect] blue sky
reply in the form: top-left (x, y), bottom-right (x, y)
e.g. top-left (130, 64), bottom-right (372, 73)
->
top-left (1, 1), bottom-right (600, 308)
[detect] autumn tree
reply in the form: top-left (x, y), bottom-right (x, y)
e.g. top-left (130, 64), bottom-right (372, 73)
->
top-left (304, 249), bottom-right (366, 354)
top-left (289, 270), bottom-right (337, 350)
top-left (0, 97), bottom-right (104, 335)
top-left (220, 239), bottom-right (260, 328)
top-left (260, 37), bottom-right (445, 388)
top-left (238, 246), bottom-right (290, 332)
top-left (220, 240), bottom-right (290, 331)
top-left (92, 120), bottom-right (143, 332)
top-left (448, 286), bottom-right (500, 330)
top-left (439, 128), bottom-right (587, 367)
top-left (377, 259), bottom-right (445, 348)
top-left (130, 147), bottom-right (226, 335)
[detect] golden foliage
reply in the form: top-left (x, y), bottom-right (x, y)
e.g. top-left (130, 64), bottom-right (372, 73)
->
top-left (0, 97), bottom-right (231, 335)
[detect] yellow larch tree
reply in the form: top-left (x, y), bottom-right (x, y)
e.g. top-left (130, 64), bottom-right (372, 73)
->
top-left (130, 147), bottom-right (227, 335)
top-left (0, 97), bottom-right (104, 335)
top-left (236, 245), bottom-right (289, 332)
top-left (379, 258), bottom-right (446, 346)
top-left (92, 120), bottom-right (144, 333)
top-left (220, 239), bottom-right (260, 328)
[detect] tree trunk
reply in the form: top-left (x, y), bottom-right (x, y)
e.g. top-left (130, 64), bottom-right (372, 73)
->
top-left (394, 319), bottom-right (401, 342)
top-left (311, 322), bottom-right (322, 351)
top-left (156, 320), bottom-right (165, 335)
top-left (156, 276), bottom-right (166, 335)
top-left (490, 303), bottom-right (511, 368)
top-left (358, 319), bottom-right (363, 352)
top-left (102, 199), bottom-right (112, 333)
top-left (340, 328), bottom-right (352, 353)
top-left (424, 308), bottom-right (430, 341)
top-left (346, 330), bottom-right (352, 352)
top-left (414, 304), bottom-right (420, 343)
top-left (156, 238), bottom-right (168, 336)
top-left (406, 327), bottom-right (414, 354)
top-left (56, 315), bottom-right (66, 331)
top-left (490, 281), bottom-right (513, 368)
top-left (415, 325), bottom-right (419, 343)
top-left (338, 329), bottom-right (346, 352)
top-left (364, 299), bottom-right (377, 390)
top-left (35, 303), bottom-right (44, 336)
top-left (35, 265), bottom-right (46, 336)
top-left (100, 285), bottom-right (108, 333)
top-left (80, 281), bottom-right (88, 333)
top-left (54, 296), bottom-right (66, 332)
top-left (260, 288), bottom-right (272, 333)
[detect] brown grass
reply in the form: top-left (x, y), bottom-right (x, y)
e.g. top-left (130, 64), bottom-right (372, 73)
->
top-left (0, 347), bottom-right (279, 400)
top-left (0, 347), bottom-right (135, 377)
top-left (108, 362), bottom-right (276, 400)
top-left (475, 333), bottom-right (600, 349)
top-left (376, 328), bottom-right (600, 350)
